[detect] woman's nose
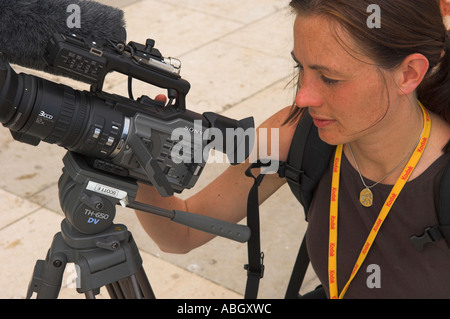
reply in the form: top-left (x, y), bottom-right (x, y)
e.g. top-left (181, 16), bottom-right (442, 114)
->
top-left (294, 76), bottom-right (323, 109)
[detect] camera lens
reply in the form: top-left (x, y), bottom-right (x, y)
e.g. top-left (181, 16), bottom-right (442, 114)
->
top-left (0, 61), bottom-right (24, 124)
top-left (0, 66), bottom-right (127, 159)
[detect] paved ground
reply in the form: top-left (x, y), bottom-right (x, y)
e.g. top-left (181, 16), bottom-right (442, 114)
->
top-left (0, 0), bottom-right (320, 299)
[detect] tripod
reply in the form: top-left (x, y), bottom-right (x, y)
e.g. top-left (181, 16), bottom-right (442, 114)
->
top-left (26, 151), bottom-right (250, 299)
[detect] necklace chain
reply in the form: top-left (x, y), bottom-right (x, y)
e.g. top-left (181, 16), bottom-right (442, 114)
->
top-left (348, 145), bottom-right (409, 189)
top-left (348, 121), bottom-right (425, 190)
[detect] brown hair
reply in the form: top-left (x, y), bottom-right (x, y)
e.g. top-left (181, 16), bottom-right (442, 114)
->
top-left (286, 0), bottom-right (450, 123)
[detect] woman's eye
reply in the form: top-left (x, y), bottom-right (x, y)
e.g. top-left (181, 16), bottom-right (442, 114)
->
top-left (294, 63), bottom-right (304, 71)
top-left (321, 75), bottom-right (339, 85)
top-left (293, 61), bottom-right (339, 86)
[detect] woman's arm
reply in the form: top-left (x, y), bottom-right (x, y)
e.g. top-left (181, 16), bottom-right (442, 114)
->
top-left (135, 106), bottom-right (297, 253)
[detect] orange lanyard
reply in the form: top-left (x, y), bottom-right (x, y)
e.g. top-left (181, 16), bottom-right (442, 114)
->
top-left (328, 103), bottom-right (431, 299)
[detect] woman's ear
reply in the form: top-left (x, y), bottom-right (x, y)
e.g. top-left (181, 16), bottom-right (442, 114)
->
top-left (395, 53), bottom-right (430, 95)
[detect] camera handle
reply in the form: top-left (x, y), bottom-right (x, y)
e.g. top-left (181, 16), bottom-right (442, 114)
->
top-left (26, 151), bottom-right (250, 298)
top-left (127, 116), bottom-right (174, 197)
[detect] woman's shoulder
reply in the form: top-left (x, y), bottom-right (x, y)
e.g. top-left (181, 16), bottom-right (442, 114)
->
top-left (426, 112), bottom-right (450, 160)
top-left (256, 106), bottom-right (299, 163)
top-left (413, 112), bottom-right (450, 179)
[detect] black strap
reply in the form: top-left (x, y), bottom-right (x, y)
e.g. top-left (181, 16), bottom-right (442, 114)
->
top-left (282, 112), bottom-right (334, 298)
top-left (244, 160), bottom-right (272, 299)
top-left (284, 111), bottom-right (334, 214)
top-left (243, 111), bottom-right (334, 299)
top-left (284, 232), bottom-right (309, 298)
top-left (284, 112), bottom-right (314, 211)
top-left (411, 158), bottom-right (450, 251)
top-left (438, 158), bottom-right (450, 234)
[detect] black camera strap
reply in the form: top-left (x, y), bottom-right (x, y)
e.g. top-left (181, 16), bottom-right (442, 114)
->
top-left (244, 160), bottom-right (273, 299)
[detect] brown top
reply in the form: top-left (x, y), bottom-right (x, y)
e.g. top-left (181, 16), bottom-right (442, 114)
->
top-left (306, 150), bottom-right (450, 298)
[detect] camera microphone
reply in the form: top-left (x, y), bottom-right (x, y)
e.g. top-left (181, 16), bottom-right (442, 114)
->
top-left (0, 0), bottom-right (126, 74)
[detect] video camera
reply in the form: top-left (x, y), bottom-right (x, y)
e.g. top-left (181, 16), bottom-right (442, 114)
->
top-left (0, 33), bottom-right (254, 198)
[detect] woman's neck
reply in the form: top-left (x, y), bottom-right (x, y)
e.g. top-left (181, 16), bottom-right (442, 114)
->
top-left (343, 100), bottom-right (425, 184)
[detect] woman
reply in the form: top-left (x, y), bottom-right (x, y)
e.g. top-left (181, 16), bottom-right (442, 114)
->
top-left (135, 0), bottom-right (450, 298)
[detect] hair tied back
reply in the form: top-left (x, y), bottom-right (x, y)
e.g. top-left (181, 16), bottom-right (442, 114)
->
top-left (445, 30), bottom-right (450, 51)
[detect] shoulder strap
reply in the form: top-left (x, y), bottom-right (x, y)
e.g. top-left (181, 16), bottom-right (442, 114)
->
top-left (244, 160), bottom-right (277, 299)
top-left (281, 110), bottom-right (334, 298)
top-left (244, 110), bottom-right (334, 299)
top-left (437, 158), bottom-right (450, 240)
top-left (281, 110), bottom-right (335, 216)
top-left (411, 157), bottom-right (450, 251)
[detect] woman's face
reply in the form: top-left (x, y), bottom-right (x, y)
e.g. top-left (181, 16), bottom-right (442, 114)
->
top-left (292, 14), bottom-right (397, 146)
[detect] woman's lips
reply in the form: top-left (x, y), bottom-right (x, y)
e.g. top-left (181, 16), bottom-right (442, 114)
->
top-left (312, 117), bottom-right (335, 128)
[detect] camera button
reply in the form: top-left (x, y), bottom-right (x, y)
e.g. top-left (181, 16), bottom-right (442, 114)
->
top-left (106, 136), bottom-right (115, 147)
top-left (93, 127), bottom-right (101, 139)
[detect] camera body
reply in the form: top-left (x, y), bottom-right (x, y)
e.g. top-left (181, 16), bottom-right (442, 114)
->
top-left (0, 33), bottom-right (254, 197)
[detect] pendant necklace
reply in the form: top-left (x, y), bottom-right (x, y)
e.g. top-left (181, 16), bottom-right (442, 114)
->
top-left (348, 120), bottom-right (425, 208)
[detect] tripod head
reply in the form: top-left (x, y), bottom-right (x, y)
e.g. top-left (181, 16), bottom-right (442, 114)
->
top-left (59, 151), bottom-right (137, 234)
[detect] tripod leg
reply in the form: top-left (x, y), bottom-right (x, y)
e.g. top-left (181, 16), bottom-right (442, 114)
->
top-left (129, 274), bottom-right (144, 299)
top-left (105, 282), bottom-right (122, 299)
top-left (26, 248), bottom-right (67, 299)
top-left (105, 267), bottom-right (155, 299)
top-left (105, 275), bottom-right (143, 299)
top-left (107, 279), bottom-right (133, 299)
top-left (135, 267), bottom-right (156, 299)
top-left (85, 290), bottom-right (97, 299)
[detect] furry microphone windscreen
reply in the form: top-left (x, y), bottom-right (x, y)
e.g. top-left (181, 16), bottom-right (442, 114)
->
top-left (0, 0), bottom-right (126, 72)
